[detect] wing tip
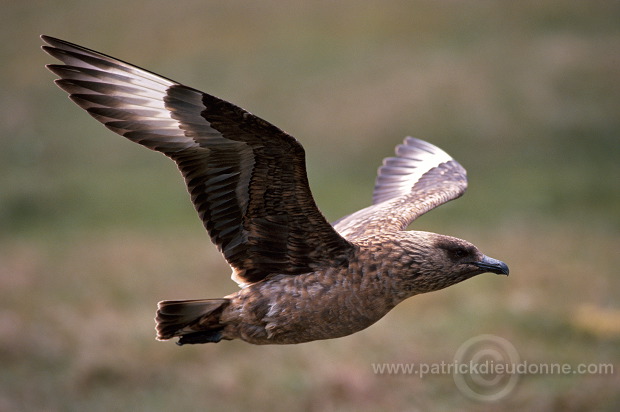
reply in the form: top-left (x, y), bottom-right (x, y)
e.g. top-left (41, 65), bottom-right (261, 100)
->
top-left (398, 136), bottom-right (451, 158)
top-left (41, 35), bottom-right (69, 50)
top-left (371, 137), bottom-right (465, 205)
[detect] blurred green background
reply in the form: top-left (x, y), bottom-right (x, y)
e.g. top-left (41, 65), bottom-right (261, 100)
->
top-left (1, 0), bottom-right (619, 410)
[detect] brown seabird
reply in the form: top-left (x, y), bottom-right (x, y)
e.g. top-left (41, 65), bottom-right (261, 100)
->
top-left (42, 35), bottom-right (509, 345)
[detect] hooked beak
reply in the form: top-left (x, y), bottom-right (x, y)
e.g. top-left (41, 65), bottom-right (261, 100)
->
top-left (473, 255), bottom-right (509, 275)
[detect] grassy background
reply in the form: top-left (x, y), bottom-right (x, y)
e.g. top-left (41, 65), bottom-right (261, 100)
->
top-left (1, 0), bottom-right (619, 410)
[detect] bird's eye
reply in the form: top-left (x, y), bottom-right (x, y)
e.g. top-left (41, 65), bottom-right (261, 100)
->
top-left (436, 240), bottom-right (473, 261)
top-left (450, 248), bottom-right (468, 259)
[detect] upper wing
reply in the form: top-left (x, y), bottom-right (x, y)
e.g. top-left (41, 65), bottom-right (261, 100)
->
top-left (42, 35), bottom-right (353, 285)
top-left (333, 137), bottom-right (467, 240)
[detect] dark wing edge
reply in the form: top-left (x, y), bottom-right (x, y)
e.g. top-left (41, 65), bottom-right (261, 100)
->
top-left (333, 137), bottom-right (467, 239)
top-left (42, 35), bottom-right (353, 286)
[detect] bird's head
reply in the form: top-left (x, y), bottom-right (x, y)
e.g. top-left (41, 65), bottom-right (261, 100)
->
top-left (388, 231), bottom-right (509, 298)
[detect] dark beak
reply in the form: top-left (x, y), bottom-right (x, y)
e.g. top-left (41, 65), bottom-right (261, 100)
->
top-left (473, 255), bottom-right (509, 275)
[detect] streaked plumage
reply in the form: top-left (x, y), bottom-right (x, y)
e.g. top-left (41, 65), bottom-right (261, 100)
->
top-left (42, 35), bottom-right (508, 345)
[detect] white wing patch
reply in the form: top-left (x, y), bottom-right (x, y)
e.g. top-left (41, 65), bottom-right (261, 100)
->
top-left (43, 35), bottom-right (182, 135)
top-left (373, 137), bottom-right (454, 205)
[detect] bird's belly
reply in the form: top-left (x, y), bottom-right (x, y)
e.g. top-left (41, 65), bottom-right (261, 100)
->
top-left (227, 272), bottom-right (395, 344)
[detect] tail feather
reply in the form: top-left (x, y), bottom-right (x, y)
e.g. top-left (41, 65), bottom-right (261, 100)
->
top-left (156, 298), bottom-right (230, 342)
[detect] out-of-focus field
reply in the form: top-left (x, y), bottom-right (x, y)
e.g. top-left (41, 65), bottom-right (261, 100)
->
top-left (1, 1), bottom-right (619, 410)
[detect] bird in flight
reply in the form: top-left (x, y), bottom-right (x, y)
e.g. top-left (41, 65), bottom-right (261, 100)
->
top-left (42, 35), bottom-right (508, 345)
